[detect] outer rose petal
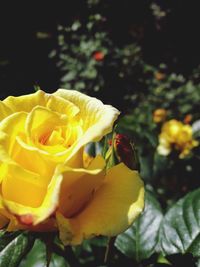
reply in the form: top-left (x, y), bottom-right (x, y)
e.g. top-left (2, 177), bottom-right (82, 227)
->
top-left (3, 90), bottom-right (79, 118)
top-left (0, 169), bottom-right (63, 225)
top-left (3, 90), bottom-right (46, 112)
top-left (59, 155), bottom-right (105, 217)
top-left (0, 112), bottom-right (27, 154)
top-left (2, 163), bottom-right (47, 207)
top-left (0, 197), bottom-right (57, 232)
top-left (53, 89), bottom-right (120, 160)
top-left (0, 101), bottom-right (12, 121)
top-left (57, 163), bottom-right (144, 245)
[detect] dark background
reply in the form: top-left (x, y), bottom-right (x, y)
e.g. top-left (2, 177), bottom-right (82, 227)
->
top-left (0, 1), bottom-right (200, 100)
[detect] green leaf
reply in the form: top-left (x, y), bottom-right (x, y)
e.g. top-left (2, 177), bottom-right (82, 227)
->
top-left (88, 236), bottom-right (108, 247)
top-left (115, 191), bottom-right (163, 261)
top-left (159, 188), bottom-right (200, 257)
top-left (0, 231), bottom-right (22, 252)
top-left (196, 258), bottom-right (200, 267)
top-left (0, 232), bottom-right (34, 267)
top-left (19, 238), bottom-right (46, 267)
top-left (19, 238), bottom-right (71, 267)
top-left (49, 253), bottom-right (70, 267)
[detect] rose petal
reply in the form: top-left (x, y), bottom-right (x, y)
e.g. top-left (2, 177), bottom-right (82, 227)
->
top-left (1, 169), bottom-right (63, 225)
top-left (59, 155), bottom-right (105, 217)
top-left (25, 106), bottom-right (67, 141)
top-left (0, 112), bottom-right (27, 154)
top-left (57, 163), bottom-right (144, 245)
top-left (1, 163), bottom-right (47, 208)
top-left (0, 101), bottom-right (12, 121)
top-left (46, 94), bottom-right (79, 118)
top-left (53, 89), bottom-right (120, 161)
top-left (3, 90), bottom-right (46, 112)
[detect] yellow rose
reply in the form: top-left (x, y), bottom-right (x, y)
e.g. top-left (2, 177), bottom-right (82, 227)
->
top-left (0, 90), bottom-right (144, 245)
top-left (153, 108), bottom-right (167, 123)
top-left (157, 119), bottom-right (199, 158)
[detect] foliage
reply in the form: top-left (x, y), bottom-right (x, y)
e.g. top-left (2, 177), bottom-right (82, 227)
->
top-left (119, 71), bottom-right (200, 197)
top-left (115, 191), bottom-right (163, 262)
top-left (50, 0), bottom-right (145, 110)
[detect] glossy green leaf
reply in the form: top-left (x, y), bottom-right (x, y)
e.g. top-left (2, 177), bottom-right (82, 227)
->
top-left (49, 253), bottom-right (70, 267)
top-left (115, 191), bottom-right (163, 261)
top-left (19, 239), bottom-right (46, 267)
top-left (159, 188), bottom-right (200, 257)
top-left (0, 232), bottom-right (34, 267)
top-left (0, 231), bottom-right (22, 252)
top-left (19, 238), bottom-right (71, 267)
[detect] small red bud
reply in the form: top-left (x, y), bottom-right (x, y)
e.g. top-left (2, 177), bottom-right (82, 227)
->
top-left (93, 51), bottom-right (104, 61)
top-left (115, 134), bottom-right (136, 169)
top-left (107, 134), bottom-right (139, 170)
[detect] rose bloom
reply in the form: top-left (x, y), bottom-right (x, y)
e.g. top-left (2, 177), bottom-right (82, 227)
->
top-left (157, 119), bottom-right (198, 158)
top-left (153, 108), bottom-right (167, 123)
top-left (0, 90), bottom-right (144, 245)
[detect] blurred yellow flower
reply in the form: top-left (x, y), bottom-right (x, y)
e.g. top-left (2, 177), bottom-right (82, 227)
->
top-left (153, 108), bottom-right (167, 123)
top-left (0, 90), bottom-right (144, 245)
top-left (157, 119), bottom-right (199, 158)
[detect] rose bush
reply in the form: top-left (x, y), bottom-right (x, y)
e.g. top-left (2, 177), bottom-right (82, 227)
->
top-left (0, 89), bottom-right (144, 245)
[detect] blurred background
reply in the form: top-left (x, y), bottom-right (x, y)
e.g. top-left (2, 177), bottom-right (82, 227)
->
top-left (1, 0), bottom-right (200, 107)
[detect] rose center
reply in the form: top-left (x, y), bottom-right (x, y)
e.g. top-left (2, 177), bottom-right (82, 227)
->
top-left (39, 127), bottom-right (65, 146)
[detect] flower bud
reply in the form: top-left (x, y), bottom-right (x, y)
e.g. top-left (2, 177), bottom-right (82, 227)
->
top-left (106, 134), bottom-right (139, 170)
top-left (184, 114), bottom-right (192, 124)
top-left (154, 71), bottom-right (166, 81)
top-left (153, 108), bottom-right (167, 123)
top-left (93, 51), bottom-right (104, 61)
